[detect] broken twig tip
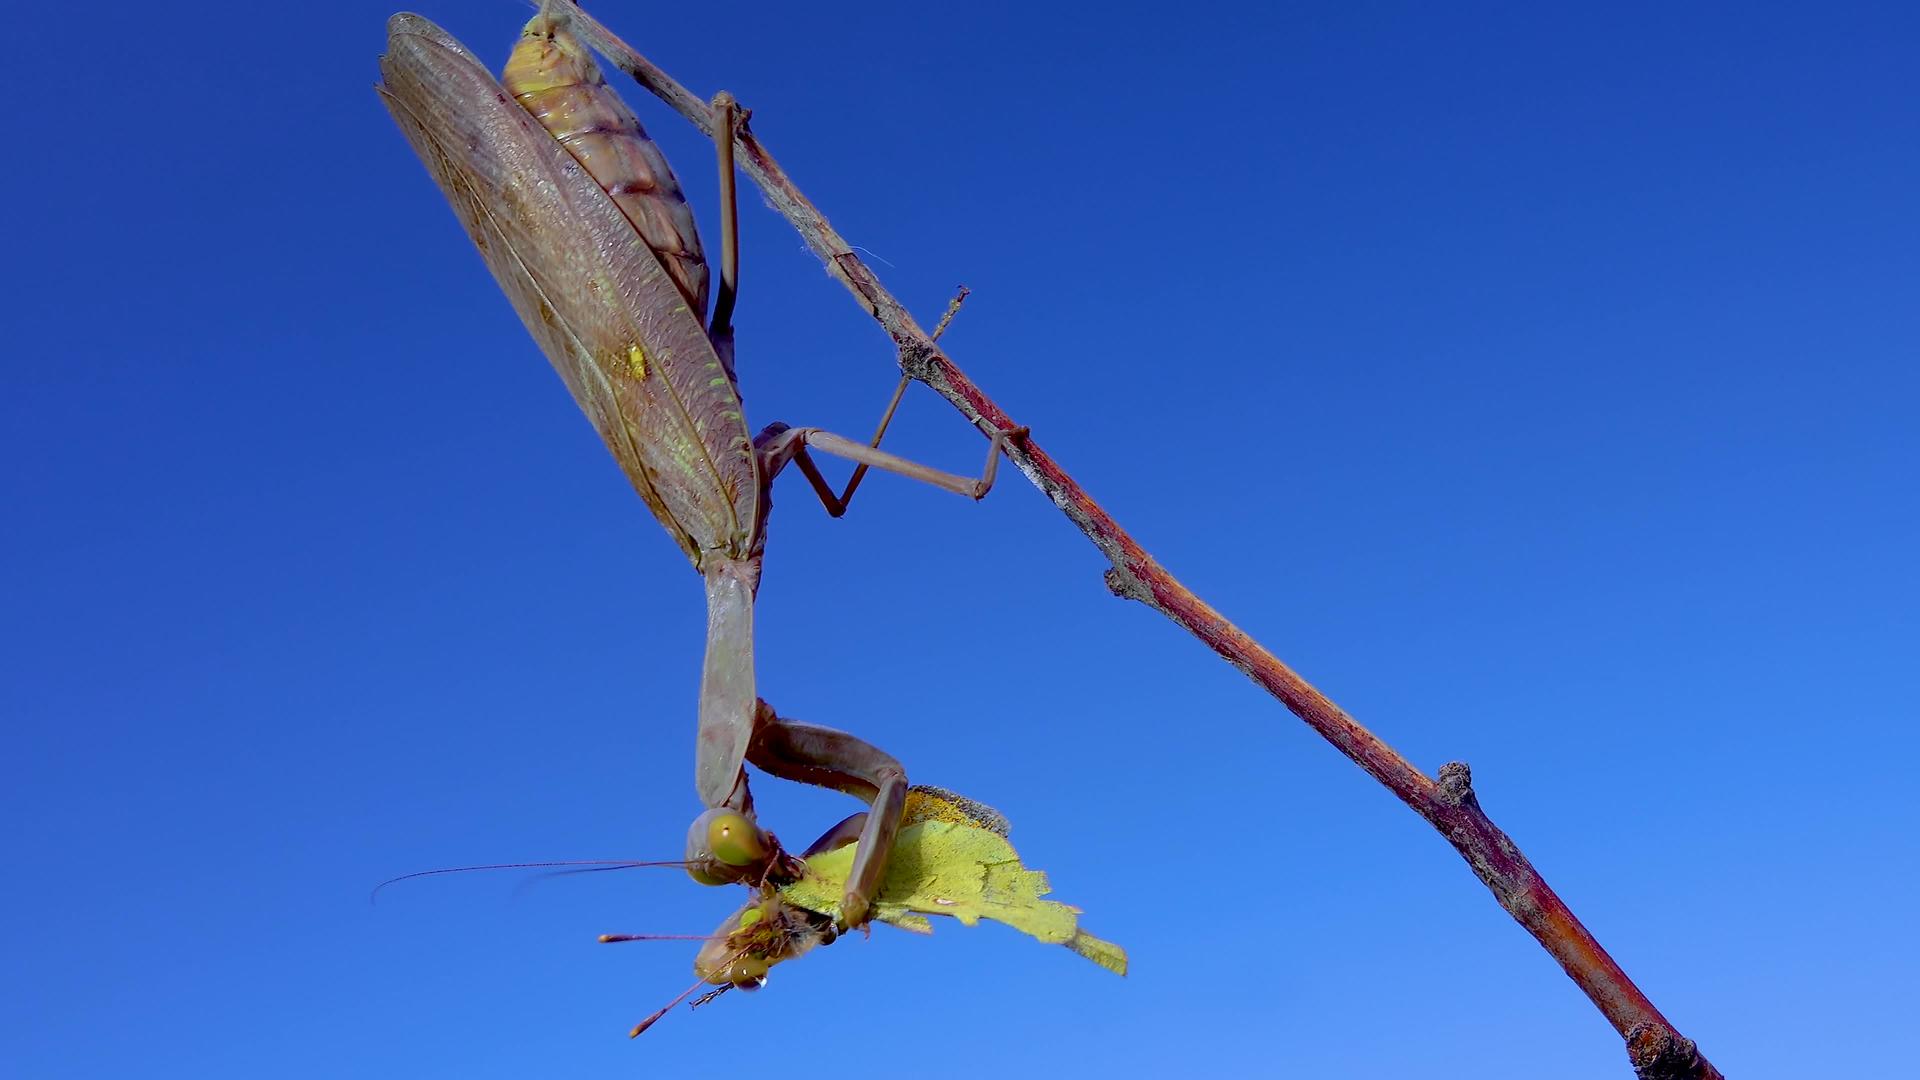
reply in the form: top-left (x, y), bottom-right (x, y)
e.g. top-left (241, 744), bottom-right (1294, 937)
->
top-left (930, 286), bottom-right (971, 342)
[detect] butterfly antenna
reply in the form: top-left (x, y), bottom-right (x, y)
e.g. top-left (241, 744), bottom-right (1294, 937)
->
top-left (628, 970), bottom-right (719, 1038)
top-left (627, 936), bottom-right (764, 1036)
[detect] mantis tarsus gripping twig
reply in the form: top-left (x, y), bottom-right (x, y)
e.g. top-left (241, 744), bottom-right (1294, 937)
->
top-left (377, 3), bottom-right (1023, 933)
top-left (546, 3), bottom-right (1725, 1076)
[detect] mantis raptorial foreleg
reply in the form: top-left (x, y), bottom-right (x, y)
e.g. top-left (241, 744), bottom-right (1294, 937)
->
top-left (744, 699), bottom-right (907, 930)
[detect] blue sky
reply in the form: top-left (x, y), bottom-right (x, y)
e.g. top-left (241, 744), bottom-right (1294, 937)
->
top-left (4, 1), bottom-right (1916, 1075)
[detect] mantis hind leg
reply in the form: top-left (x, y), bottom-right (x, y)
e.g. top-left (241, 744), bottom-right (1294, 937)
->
top-left (745, 699), bottom-right (907, 931)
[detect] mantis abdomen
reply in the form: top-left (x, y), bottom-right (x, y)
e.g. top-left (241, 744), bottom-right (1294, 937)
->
top-left (503, 8), bottom-right (710, 317)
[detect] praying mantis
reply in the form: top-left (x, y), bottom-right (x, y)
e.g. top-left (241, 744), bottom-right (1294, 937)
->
top-left (377, 2), bottom-right (1024, 932)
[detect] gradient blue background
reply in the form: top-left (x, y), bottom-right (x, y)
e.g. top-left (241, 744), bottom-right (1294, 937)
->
top-left (5, 1), bottom-right (1915, 1076)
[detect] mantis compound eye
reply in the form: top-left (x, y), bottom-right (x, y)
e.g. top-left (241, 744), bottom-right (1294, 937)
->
top-left (685, 808), bottom-right (770, 877)
top-left (684, 810), bottom-right (735, 884)
top-left (705, 809), bottom-right (769, 867)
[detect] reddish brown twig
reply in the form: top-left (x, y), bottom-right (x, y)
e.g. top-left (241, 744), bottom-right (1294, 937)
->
top-left (565, 6), bottom-right (1721, 1076)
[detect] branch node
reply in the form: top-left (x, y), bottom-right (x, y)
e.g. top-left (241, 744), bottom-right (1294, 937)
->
top-left (1436, 760), bottom-right (1477, 807)
top-left (1627, 1021), bottom-right (1705, 1080)
top-left (896, 340), bottom-right (939, 383)
top-left (1104, 566), bottom-right (1152, 603)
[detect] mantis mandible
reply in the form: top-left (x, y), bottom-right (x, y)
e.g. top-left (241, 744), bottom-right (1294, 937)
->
top-left (377, 2), bottom-right (1023, 929)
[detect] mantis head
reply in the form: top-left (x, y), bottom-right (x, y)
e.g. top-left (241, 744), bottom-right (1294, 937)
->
top-left (681, 807), bottom-right (805, 888)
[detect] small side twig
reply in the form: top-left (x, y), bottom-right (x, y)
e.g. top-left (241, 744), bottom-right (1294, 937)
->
top-left (930, 285), bottom-right (970, 342)
top-left (563, 5), bottom-right (1721, 1076)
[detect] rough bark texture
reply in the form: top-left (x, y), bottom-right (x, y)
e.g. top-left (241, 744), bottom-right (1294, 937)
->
top-left (562, 5), bottom-right (1724, 1075)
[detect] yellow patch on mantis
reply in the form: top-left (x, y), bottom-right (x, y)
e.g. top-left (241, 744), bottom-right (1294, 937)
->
top-left (779, 788), bottom-right (1127, 976)
top-left (625, 343), bottom-right (648, 380)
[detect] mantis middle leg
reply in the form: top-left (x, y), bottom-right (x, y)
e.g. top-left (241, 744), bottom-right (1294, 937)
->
top-left (755, 420), bottom-right (1025, 515)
